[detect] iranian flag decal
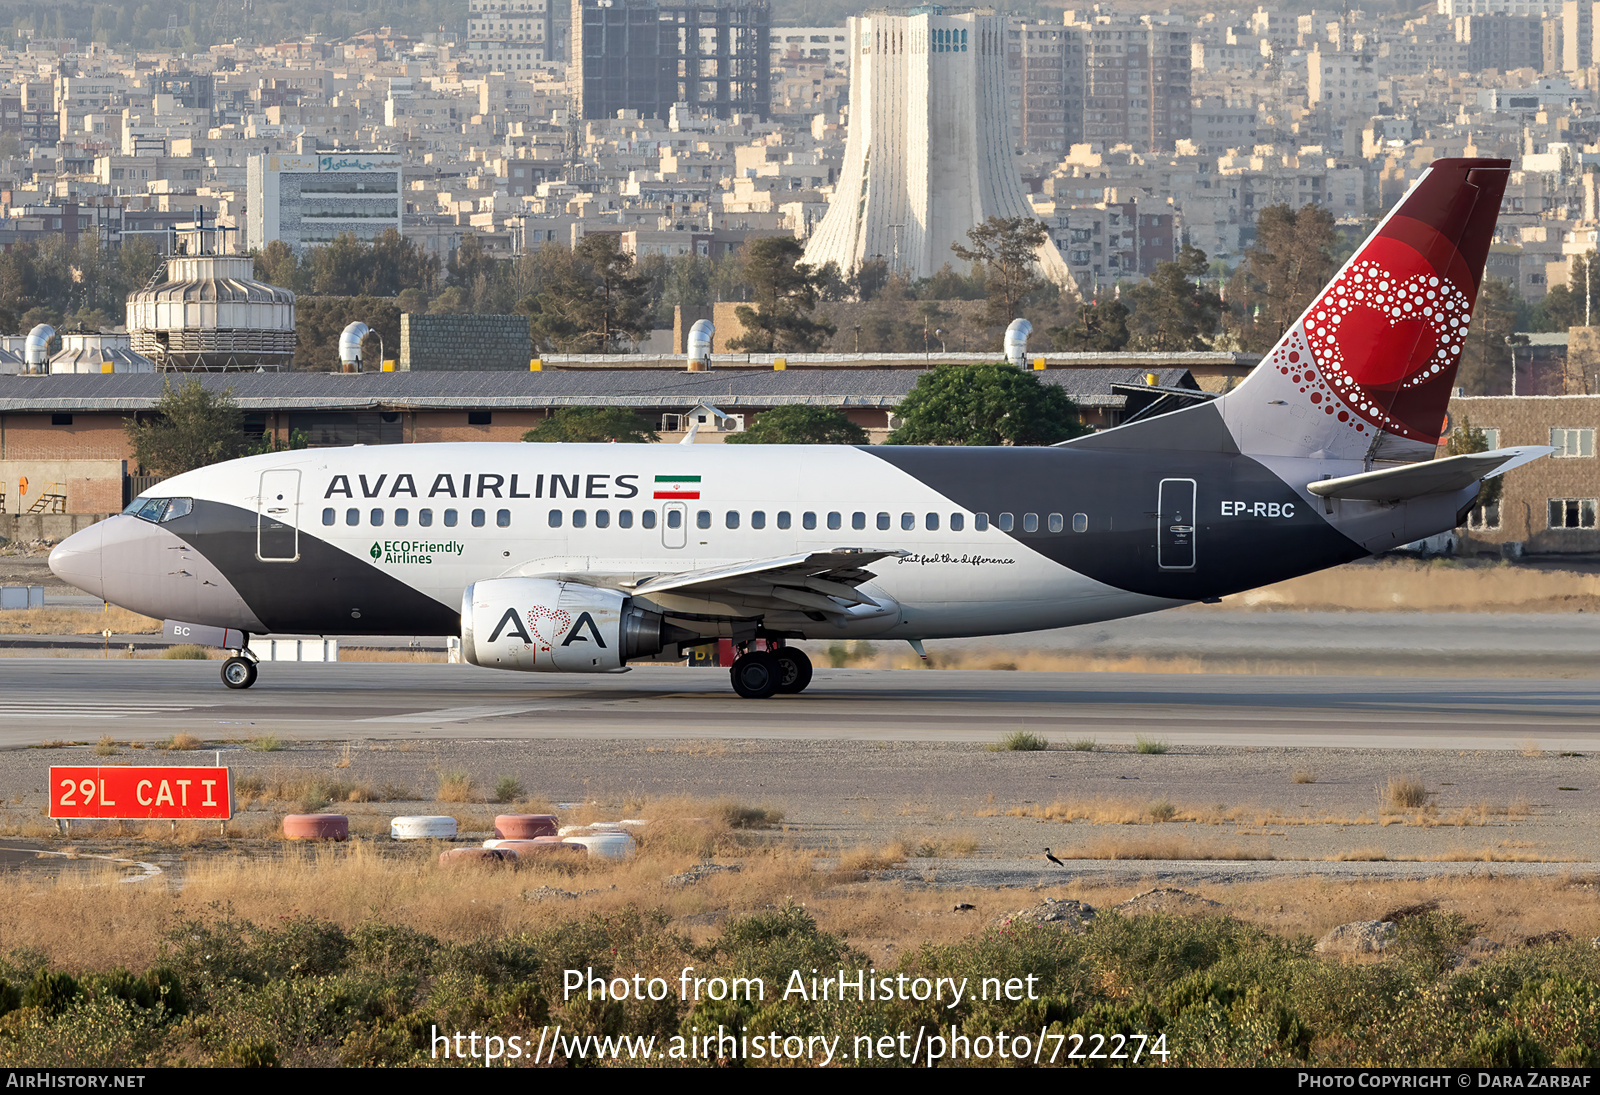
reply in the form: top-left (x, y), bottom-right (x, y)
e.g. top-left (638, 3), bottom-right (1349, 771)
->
top-left (653, 474), bottom-right (701, 500)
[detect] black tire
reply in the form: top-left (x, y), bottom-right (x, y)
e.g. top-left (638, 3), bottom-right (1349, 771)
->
top-left (774, 647), bottom-right (814, 694)
top-left (729, 652), bottom-right (781, 699)
top-left (222, 656), bottom-right (257, 690)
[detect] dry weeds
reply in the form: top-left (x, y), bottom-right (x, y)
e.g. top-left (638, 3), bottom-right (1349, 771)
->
top-left (0, 605), bottom-right (161, 634)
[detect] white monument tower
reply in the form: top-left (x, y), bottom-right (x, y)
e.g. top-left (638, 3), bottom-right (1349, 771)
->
top-left (804, 7), bottom-right (1076, 292)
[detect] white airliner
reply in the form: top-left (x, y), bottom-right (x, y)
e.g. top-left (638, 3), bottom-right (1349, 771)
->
top-left (50, 159), bottom-right (1548, 698)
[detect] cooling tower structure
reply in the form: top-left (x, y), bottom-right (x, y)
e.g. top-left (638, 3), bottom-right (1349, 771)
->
top-left (804, 8), bottom-right (1076, 293)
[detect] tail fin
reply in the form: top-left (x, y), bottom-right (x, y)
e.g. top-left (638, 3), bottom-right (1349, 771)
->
top-left (1218, 158), bottom-right (1509, 463)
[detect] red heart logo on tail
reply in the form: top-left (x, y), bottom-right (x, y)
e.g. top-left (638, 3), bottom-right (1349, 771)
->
top-left (1334, 305), bottom-right (1440, 389)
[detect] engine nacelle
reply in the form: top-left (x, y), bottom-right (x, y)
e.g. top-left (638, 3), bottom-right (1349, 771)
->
top-left (461, 578), bottom-right (668, 672)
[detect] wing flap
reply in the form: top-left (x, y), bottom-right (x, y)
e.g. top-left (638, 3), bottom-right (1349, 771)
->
top-left (627, 548), bottom-right (906, 619)
top-left (1307, 447), bottom-right (1552, 502)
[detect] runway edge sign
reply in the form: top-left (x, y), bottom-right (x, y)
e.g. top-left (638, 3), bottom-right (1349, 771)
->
top-left (49, 766), bottom-right (233, 820)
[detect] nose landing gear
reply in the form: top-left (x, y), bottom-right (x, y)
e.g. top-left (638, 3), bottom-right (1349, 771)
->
top-left (729, 644), bottom-right (813, 698)
top-left (221, 645), bottom-right (259, 690)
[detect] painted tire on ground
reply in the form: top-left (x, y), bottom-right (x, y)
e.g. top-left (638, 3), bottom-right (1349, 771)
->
top-left (283, 814), bottom-right (349, 841)
top-left (439, 847), bottom-right (514, 868)
top-left (391, 815), bottom-right (458, 840)
top-left (494, 814), bottom-right (558, 839)
top-left (493, 839), bottom-right (587, 857)
top-left (562, 832), bottom-right (636, 859)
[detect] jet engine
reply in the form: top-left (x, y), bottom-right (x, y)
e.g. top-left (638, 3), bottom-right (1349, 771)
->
top-left (461, 578), bottom-right (678, 672)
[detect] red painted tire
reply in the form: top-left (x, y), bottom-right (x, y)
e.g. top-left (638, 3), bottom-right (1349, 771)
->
top-left (494, 814), bottom-right (558, 839)
top-left (438, 848), bottom-right (515, 869)
top-left (283, 814), bottom-right (349, 841)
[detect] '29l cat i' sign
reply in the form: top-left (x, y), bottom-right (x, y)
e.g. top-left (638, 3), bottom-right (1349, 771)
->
top-left (49, 767), bottom-right (233, 820)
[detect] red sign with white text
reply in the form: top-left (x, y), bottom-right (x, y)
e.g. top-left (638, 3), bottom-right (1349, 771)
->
top-left (49, 767), bottom-right (232, 820)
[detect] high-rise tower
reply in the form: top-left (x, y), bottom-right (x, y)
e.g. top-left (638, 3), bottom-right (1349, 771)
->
top-left (803, 8), bottom-right (1075, 290)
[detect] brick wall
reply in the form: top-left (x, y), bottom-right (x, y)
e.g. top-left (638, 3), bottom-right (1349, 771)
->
top-left (1448, 394), bottom-right (1600, 553)
top-left (1, 414), bottom-right (134, 461)
top-left (411, 410), bottom-right (547, 443)
top-left (0, 459), bottom-right (126, 515)
top-left (399, 314), bottom-right (533, 372)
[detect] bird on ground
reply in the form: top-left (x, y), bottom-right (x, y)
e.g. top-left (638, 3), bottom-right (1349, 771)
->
top-left (1044, 848), bottom-right (1065, 866)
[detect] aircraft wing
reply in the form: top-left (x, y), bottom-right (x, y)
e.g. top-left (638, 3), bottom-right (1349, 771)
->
top-left (623, 549), bottom-right (906, 618)
top-left (1306, 446), bottom-right (1553, 503)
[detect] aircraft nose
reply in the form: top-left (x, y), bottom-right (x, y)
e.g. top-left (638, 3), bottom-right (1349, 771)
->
top-left (49, 522), bottom-right (105, 599)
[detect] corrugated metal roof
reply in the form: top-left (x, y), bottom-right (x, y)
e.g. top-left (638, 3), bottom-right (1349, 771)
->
top-left (0, 366), bottom-right (1195, 413)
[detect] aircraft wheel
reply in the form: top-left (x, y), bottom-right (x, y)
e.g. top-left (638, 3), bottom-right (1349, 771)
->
top-left (729, 652), bottom-right (781, 699)
top-left (222, 656), bottom-right (258, 690)
top-left (773, 647), bottom-right (813, 694)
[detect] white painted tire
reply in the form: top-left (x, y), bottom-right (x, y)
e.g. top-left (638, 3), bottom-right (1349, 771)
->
top-left (563, 831), bottom-right (636, 859)
top-left (391, 815), bottom-right (458, 840)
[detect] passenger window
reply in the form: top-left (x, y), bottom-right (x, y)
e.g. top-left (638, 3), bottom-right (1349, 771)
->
top-left (666, 509), bottom-right (682, 529)
top-left (471, 509), bottom-right (485, 527)
top-left (1023, 513), bottom-right (1038, 532)
top-left (826, 512), bottom-right (841, 530)
top-left (573, 510), bottom-right (587, 528)
top-left (371, 508), bottom-right (385, 527)
top-left (1073, 512), bottom-right (1088, 533)
top-left (444, 509), bottom-right (459, 527)
top-left (876, 512), bottom-right (890, 530)
top-left (777, 511), bottom-right (791, 529)
top-left (642, 510), bottom-right (657, 529)
top-left (322, 508), bottom-right (335, 526)
top-left (697, 510), bottom-right (711, 529)
top-left (726, 511), bottom-right (740, 529)
top-left (852, 511), bottom-right (866, 530)
top-left (926, 513), bottom-right (939, 531)
top-left (419, 509), bottom-right (434, 527)
top-left (901, 513), bottom-right (914, 531)
top-left (548, 509), bottom-right (563, 528)
top-left (950, 513), bottom-right (964, 532)
top-left (619, 510), bottom-right (634, 528)
top-left (395, 508), bottom-right (410, 527)
top-left (1048, 513), bottom-right (1064, 533)
top-left (751, 511), bottom-right (766, 529)
top-left (975, 513), bottom-right (989, 531)
top-left (346, 508), bottom-right (359, 526)
top-left (997, 513), bottom-right (1015, 532)
top-left (497, 509), bottom-right (510, 528)
top-left (595, 510), bottom-right (610, 528)
top-left (803, 512), bottom-right (817, 530)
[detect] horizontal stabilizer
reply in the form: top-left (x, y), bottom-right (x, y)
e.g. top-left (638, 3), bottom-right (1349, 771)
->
top-left (1306, 446), bottom-right (1552, 502)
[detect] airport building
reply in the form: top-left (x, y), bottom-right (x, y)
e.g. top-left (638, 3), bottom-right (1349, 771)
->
top-left (246, 150), bottom-right (404, 253)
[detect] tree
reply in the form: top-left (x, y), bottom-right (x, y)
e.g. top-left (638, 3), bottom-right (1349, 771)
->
top-left (887, 363), bottom-right (1089, 446)
top-left (1125, 246), bottom-right (1224, 351)
top-left (527, 234), bottom-right (654, 353)
top-left (124, 380), bottom-right (246, 476)
top-left (522, 407), bottom-right (659, 443)
top-left (1457, 278), bottom-right (1520, 395)
top-left (1446, 416), bottom-right (1502, 510)
top-left (1235, 204), bottom-right (1340, 351)
top-left (725, 405), bottom-right (869, 445)
top-left (254, 239), bottom-right (307, 292)
top-left (951, 216), bottom-right (1050, 325)
top-left (1049, 299), bottom-right (1130, 351)
top-left (728, 236), bottom-right (836, 353)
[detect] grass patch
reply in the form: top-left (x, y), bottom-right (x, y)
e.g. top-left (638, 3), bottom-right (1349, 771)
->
top-left (27, 740), bottom-right (79, 749)
top-left (161, 644), bottom-right (210, 660)
top-left (436, 771), bottom-right (476, 803)
top-left (1381, 774), bottom-right (1430, 811)
top-left (715, 801), bottom-right (784, 829)
top-left (1292, 767), bottom-right (1317, 784)
top-left (1133, 736), bottom-right (1170, 755)
top-left (493, 777), bottom-right (524, 805)
top-left (94, 736), bottom-right (117, 757)
top-left (246, 735), bottom-right (282, 753)
top-left (161, 732), bottom-right (204, 751)
top-left (1065, 737), bottom-right (1098, 752)
top-left (0, 605), bottom-right (161, 635)
top-left (990, 730), bottom-right (1049, 752)
top-left (1147, 798), bottom-right (1177, 823)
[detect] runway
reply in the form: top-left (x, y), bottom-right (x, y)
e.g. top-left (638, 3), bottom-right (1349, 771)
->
top-left (2, 660), bottom-right (1598, 751)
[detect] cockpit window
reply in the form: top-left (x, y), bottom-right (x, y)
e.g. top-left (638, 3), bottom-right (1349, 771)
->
top-left (123, 497), bottom-right (194, 523)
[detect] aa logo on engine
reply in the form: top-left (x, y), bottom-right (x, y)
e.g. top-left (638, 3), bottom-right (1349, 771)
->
top-left (487, 607), bottom-right (607, 653)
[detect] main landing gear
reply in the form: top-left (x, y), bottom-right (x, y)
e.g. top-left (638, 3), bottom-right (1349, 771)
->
top-left (221, 646), bottom-right (259, 690)
top-left (729, 645), bottom-right (813, 699)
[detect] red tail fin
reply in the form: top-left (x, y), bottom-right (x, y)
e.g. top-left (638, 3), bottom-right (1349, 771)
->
top-left (1224, 159), bottom-right (1509, 458)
